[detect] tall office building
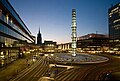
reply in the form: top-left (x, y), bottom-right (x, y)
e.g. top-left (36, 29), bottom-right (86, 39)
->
top-left (108, 3), bottom-right (120, 53)
top-left (71, 9), bottom-right (77, 56)
top-left (37, 28), bottom-right (42, 45)
top-left (0, 0), bottom-right (35, 66)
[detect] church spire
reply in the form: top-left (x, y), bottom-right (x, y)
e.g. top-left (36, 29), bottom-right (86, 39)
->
top-left (37, 27), bottom-right (42, 45)
top-left (38, 27), bottom-right (40, 34)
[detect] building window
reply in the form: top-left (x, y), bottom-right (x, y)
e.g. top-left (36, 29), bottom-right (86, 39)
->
top-left (0, 9), bottom-right (2, 18)
top-left (113, 19), bottom-right (120, 23)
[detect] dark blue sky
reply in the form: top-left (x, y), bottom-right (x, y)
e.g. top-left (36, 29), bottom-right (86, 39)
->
top-left (9, 0), bottom-right (119, 44)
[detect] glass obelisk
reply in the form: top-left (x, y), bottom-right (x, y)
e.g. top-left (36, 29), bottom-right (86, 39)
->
top-left (71, 9), bottom-right (77, 56)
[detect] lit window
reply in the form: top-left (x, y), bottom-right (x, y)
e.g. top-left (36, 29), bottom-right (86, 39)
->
top-left (111, 7), bottom-right (119, 12)
top-left (109, 12), bottom-right (113, 16)
top-left (114, 10), bottom-right (119, 13)
top-left (0, 9), bottom-right (2, 18)
top-left (6, 15), bottom-right (9, 24)
top-left (89, 35), bottom-right (92, 37)
top-left (10, 19), bottom-right (12, 23)
top-left (113, 19), bottom-right (120, 23)
top-left (113, 24), bottom-right (120, 29)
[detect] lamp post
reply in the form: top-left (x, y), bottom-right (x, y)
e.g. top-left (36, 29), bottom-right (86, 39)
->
top-left (1, 51), bottom-right (5, 67)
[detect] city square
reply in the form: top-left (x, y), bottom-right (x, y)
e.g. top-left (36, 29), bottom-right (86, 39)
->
top-left (0, 0), bottom-right (120, 81)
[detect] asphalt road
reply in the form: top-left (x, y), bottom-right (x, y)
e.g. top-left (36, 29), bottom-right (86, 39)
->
top-left (10, 57), bottom-right (49, 81)
top-left (9, 54), bottom-right (120, 81)
top-left (55, 54), bottom-right (120, 81)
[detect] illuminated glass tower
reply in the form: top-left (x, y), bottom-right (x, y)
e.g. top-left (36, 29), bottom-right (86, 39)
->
top-left (71, 9), bottom-right (77, 56)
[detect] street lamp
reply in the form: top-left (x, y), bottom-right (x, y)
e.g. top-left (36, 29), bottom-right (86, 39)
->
top-left (1, 51), bottom-right (5, 66)
top-left (51, 54), bottom-right (54, 56)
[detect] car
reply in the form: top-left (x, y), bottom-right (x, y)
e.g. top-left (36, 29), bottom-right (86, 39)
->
top-left (40, 54), bottom-right (44, 56)
top-left (33, 56), bottom-right (36, 59)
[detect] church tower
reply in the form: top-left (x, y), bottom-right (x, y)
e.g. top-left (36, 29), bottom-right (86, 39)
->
top-left (37, 28), bottom-right (42, 45)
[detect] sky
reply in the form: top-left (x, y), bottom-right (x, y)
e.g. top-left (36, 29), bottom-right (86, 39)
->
top-left (9, 0), bottom-right (120, 44)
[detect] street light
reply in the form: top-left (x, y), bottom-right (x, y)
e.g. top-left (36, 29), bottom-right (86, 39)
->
top-left (51, 54), bottom-right (54, 56)
top-left (1, 51), bottom-right (5, 66)
top-left (45, 54), bottom-right (48, 57)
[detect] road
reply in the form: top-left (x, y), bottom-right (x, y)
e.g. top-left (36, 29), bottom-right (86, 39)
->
top-left (82, 54), bottom-right (120, 80)
top-left (10, 57), bottom-right (49, 81)
top-left (10, 54), bottom-right (120, 81)
top-left (55, 54), bottom-right (120, 81)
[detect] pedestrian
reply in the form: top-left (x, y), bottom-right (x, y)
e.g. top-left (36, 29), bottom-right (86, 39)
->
top-left (28, 63), bottom-right (30, 66)
top-left (26, 59), bottom-right (28, 62)
top-left (106, 71), bottom-right (112, 79)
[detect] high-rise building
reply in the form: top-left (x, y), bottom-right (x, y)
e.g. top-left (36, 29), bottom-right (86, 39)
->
top-left (37, 28), bottom-right (42, 45)
top-left (0, 0), bottom-right (35, 66)
top-left (108, 2), bottom-right (120, 53)
top-left (71, 9), bottom-right (77, 56)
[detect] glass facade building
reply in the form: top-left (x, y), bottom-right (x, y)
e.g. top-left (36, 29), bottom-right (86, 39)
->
top-left (0, 0), bottom-right (35, 67)
top-left (108, 3), bottom-right (120, 54)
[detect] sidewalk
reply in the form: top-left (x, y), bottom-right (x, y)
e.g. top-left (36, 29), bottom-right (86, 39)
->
top-left (0, 53), bottom-right (33, 81)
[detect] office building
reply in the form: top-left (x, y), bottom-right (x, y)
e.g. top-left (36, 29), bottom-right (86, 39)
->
top-left (43, 40), bottom-right (57, 53)
top-left (77, 33), bottom-right (109, 53)
top-left (108, 2), bottom-right (120, 54)
top-left (0, 0), bottom-right (35, 66)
